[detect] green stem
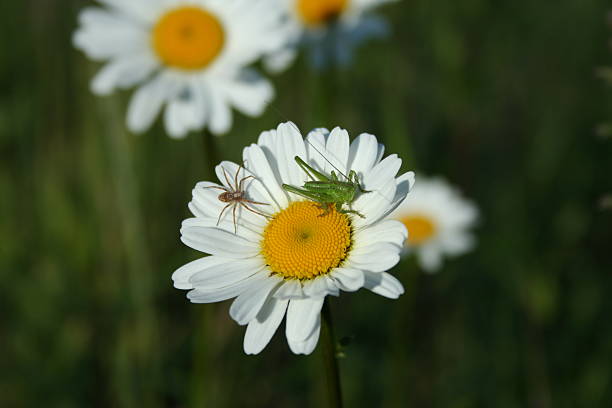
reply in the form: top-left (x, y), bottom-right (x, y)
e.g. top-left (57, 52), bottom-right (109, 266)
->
top-left (97, 94), bottom-right (159, 407)
top-left (321, 298), bottom-right (343, 408)
top-left (384, 264), bottom-right (417, 408)
top-left (191, 306), bottom-right (214, 408)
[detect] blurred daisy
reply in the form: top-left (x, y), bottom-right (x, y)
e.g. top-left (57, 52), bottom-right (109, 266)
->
top-left (389, 177), bottom-right (478, 272)
top-left (267, 0), bottom-right (397, 71)
top-left (173, 122), bottom-right (414, 354)
top-left (73, 0), bottom-right (289, 138)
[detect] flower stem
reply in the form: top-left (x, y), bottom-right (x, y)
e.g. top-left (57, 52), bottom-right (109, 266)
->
top-left (321, 298), bottom-right (343, 408)
top-left (97, 94), bottom-right (159, 407)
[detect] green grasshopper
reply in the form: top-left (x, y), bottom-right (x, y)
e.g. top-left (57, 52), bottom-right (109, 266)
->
top-left (282, 156), bottom-right (370, 218)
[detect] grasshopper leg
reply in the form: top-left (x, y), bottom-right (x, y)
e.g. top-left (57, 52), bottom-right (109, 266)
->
top-left (340, 209), bottom-right (366, 219)
top-left (349, 170), bottom-right (371, 194)
top-left (282, 184), bottom-right (328, 202)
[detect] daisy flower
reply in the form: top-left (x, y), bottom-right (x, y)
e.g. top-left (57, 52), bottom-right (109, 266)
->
top-left (73, 0), bottom-right (290, 138)
top-left (173, 122), bottom-right (414, 354)
top-left (266, 0), bottom-right (397, 71)
top-left (389, 177), bottom-right (479, 272)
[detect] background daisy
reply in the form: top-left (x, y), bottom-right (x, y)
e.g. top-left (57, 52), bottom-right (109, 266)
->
top-left (267, 0), bottom-right (397, 70)
top-left (73, 0), bottom-right (290, 137)
top-left (389, 176), bottom-right (478, 272)
top-left (173, 122), bottom-right (414, 354)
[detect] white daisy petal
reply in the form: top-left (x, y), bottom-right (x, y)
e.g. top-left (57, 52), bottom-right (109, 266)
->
top-left (274, 280), bottom-right (305, 300)
top-left (362, 154), bottom-right (402, 191)
top-left (288, 323), bottom-right (321, 355)
top-left (324, 276), bottom-right (341, 297)
top-left (348, 133), bottom-right (380, 175)
top-left (172, 255), bottom-right (228, 290)
top-left (164, 82), bottom-right (207, 139)
top-left (286, 297), bottom-right (324, 341)
top-left (189, 257), bottom-right (264, 288)
top-left (91, 53), bottom-right (157, 95)
top-left (348, 243), bottom-right (401, 272)
top-left (207, 84), bottom-right (233, 135)
top-left (127, 73), bottom-right (176, 134)
top-left (332, 268), bottom-right (365, 292)
top-left (230, 275), bottom-right (283, 325)
top-left (257, 128), bottom-right (278, 153)
top-left (418, 245), bottom-right (443, 273)
top-left (302, 276), bottom-right (329, 297)
top-left (275, 122), bottom-right (308, 187)
top-left (98, 0), bottom-right (158, 23)
top-left (73, 8), bottom-right (148, 60)
top-left (305, 128), bottom-right (329, 171)
top-left (353, 177), bottom-right (398, 228)
top-left (380, 171), bottom-right (416, 219)
top-left (363, 271), bottom-right (405, 299)
top-left (180, 226), bottom-right (259, 258)
top-left (355, 219), bottom-right (407, 248)
top-left (222, 69), bottom-right (274, 117)
top-left (375, 142), bottom-right (386, 164)
top-left (181, 217), bottom-right (262, 243)
top-left (243, 143), bottom-right (289, 208)
top-left (187, 272), bottom-right (269, 303)
top-left (324, 127), bottom-right (350, 176)
top-left (440, 232), bottom-right (476, 255)
top-left (244, 297), bottom-right (289, 355)
top-left (263, 46), bottom-right (297, 73)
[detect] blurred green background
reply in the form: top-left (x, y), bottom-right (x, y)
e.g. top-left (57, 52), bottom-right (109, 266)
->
top-left (2, 0), bottom-right (612, 407)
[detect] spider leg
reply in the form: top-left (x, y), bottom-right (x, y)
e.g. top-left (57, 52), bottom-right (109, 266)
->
top-left (232, 202), bottom-right (238, 233)
top-left (244, 198), bottom-right (269, 206)
top-left (241, 202), bottom-right (270, 218)
top-left (203, 185), bottom-right (228, 192)
top-left (235, 163), bottom-right (244, 191)
top-left (222, 166), bottom-right (234, 191)
top-left (238, 175), bottom-right (254, 192)
top-left (217, 203), bottom-right (232, 226)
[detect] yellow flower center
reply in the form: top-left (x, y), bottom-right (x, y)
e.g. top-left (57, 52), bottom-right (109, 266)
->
top-left (401, 215), bottom-right (437, 245)
top-left (262, 201), bottom-right (352, 280)
top-left (152, 6), bottom-right (224, 70)
top-left (297, 0), bottom-right (349, 26)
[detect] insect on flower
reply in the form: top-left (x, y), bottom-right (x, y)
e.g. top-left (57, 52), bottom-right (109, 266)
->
top-left (282, 153), bottom-right (370, 218)
top-left (205, 164), bottom-right (269, 233)
top-left (173, 122), bottom-right (413, 356)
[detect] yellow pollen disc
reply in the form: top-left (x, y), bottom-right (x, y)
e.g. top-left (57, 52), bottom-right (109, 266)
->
top-left (297, 0), bottom-right (349, 26)
top-left (401, 215), bottom-right (437, 245)
top-left (262, 201), bottom-right (352, 280)
top-left (152, 7), bottom-right (224, 70)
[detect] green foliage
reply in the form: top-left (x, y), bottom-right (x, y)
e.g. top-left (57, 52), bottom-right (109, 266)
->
top-left (1, 0), bottom-right (611, 407)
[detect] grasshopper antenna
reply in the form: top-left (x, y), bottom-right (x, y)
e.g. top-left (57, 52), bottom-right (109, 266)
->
top-left (265, 99), bottom-right (396, 204)
top-left (266, 99), bottom-right (351, 181)
top-left (303, 137), bottom-right (351, 181)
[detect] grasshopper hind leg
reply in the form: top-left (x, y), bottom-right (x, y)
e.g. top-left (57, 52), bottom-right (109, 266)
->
top-left (316, 203), bottom-right (333, 217)
top-left (340, 209), bottom-right (366, 219)
top-left (339, 202), bottom-right (366, 219)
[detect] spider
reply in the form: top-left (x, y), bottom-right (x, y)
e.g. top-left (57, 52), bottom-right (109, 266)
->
top-left (204, 163), bottom-right (269, 233)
